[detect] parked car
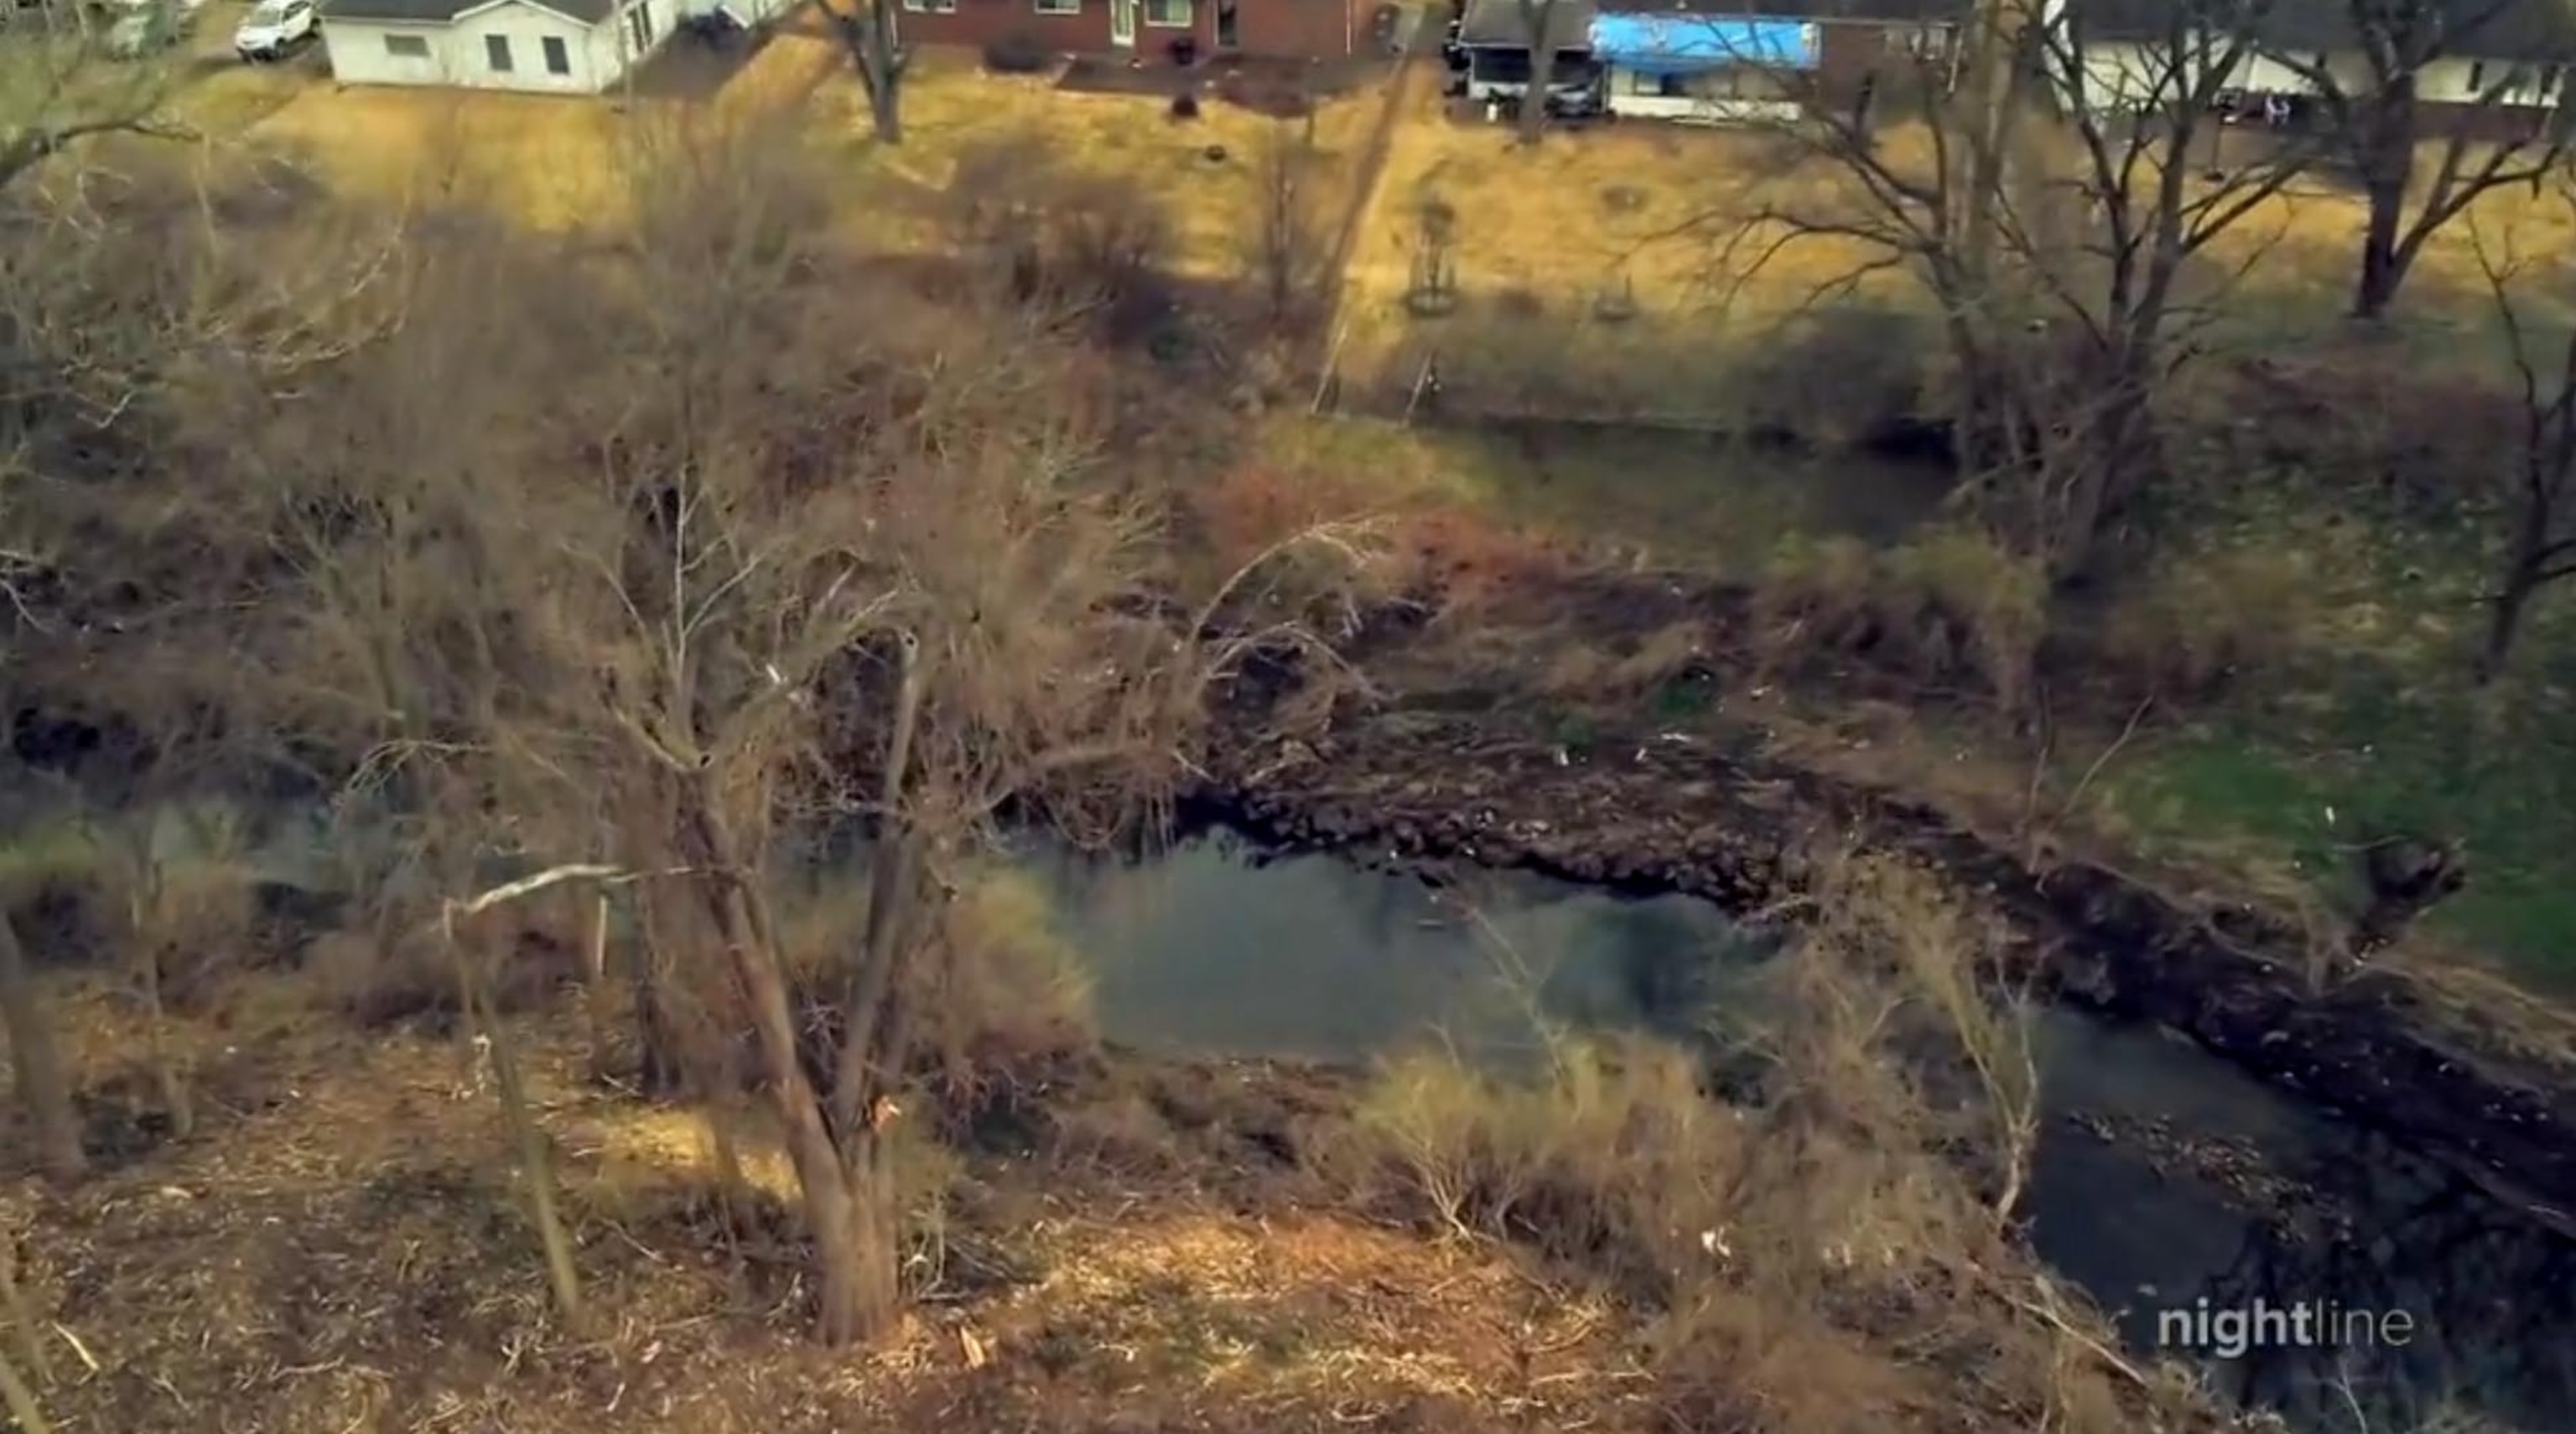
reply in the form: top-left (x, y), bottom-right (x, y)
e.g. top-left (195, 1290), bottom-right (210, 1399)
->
top-left (233, 0), bottom-right (315, 59)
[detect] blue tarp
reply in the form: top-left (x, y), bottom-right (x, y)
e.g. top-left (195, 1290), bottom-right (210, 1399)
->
top-left (1586, 14), bottom-right (1818, 74)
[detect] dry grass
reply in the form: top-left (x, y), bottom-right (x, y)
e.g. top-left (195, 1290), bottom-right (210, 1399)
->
top-left (0, 970), bottom-right (1651, 1434)
top-left (1752, 527), bottom-right (2049, 713)
top-left (218, 44), bottom-right (1389, 280)
top-left (808, 49), bottom-right (1389, 278)
top-left (1324, 855), bottom-right (2187, 1434)
top-left (1336, 91), bottom-right (2576, 408)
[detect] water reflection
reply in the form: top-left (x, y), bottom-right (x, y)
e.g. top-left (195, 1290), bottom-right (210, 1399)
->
top-left (1028, 832), bottom-right (2576, 1433)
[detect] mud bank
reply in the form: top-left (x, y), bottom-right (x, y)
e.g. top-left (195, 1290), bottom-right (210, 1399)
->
top-left (1200, 654), bottom-right (2576, 1235)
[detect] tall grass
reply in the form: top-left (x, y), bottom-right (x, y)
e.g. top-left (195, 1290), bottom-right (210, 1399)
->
top-left (1328, 855), bottom-right (2182, 1434)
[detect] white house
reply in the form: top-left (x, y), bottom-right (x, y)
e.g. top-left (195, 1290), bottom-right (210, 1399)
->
top-left (2047, 0), bottom-right (2576, 131)
top-left (319, 0), bottom-right (786, 93)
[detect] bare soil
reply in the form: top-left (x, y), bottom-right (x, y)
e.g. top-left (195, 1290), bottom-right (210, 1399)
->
top-left (1199, 569), bottom-right (2576, 1239)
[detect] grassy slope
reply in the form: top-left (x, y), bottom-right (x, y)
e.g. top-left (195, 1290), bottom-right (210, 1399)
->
top-left (3, 976), bottom-right (1641, 1434)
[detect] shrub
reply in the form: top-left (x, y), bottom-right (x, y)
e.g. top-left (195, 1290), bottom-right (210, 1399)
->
top-left (1337, 1037), bottom-right (1744, 1297)
top-left (1753, 528), bottom-right (2046, 714)
top-left (2091, 545), bottom-right (2324, 699)
top-left (1322, 856), bottom-right (2174, 1434)
top-left (981, 33), bottom-right (1053, 74)
top-left (943, 138), bottom-right (1175, 329)
top-left (912, 866), bottom-right (1096, 1113)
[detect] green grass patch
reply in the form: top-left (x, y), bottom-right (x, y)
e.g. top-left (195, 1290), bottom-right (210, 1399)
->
top-left (2088, 468), bottom-right (2576, 991)
top-left (1259, 415), bottom-right (1948, 571)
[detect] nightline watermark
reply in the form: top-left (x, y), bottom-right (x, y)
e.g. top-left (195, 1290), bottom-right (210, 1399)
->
top-left (2154, 1298), bottom-right (2418, 1360)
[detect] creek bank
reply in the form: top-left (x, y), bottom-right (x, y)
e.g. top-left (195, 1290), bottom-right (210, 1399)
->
top-left (1196, 623), bottom-right (2576, 1238)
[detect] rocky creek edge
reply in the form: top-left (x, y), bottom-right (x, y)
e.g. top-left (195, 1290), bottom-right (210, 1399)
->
top-left (1192, 626), bottom-right (2576, 1242)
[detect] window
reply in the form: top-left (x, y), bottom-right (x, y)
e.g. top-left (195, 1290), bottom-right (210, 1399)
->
top-left (1036, 0), bottom-right (1078, 13)
top-left (1143, 0), bottom-right (1187, 26)
top-left (901, 0), bottom-right (954, 13)
top-left (626, 1), bottom-right (653, 50)
top-left (543, 33), bottom-right (569, 71)
top-left (486, 33), bottom-right (513, 70)
top-left (1882, 23), bottom-right (1945, 58)
top-left (2470, 60), bottom-right (2488, 94)
top-left (383, 32), bottom-right (430, 55)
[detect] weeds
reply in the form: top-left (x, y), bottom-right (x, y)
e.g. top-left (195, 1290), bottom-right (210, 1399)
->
top-left (1754, 527), bottom-right (2048, 713)
top-left (2093, 544), bottom-right (2332, 699)
top-left (1330, 854), bottom-right (2185, 1433)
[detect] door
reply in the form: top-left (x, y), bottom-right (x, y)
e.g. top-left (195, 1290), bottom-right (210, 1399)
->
top-left (1214, 0), bottom-right (1235, 49)
top-left (1109, 0), bottom-right (1134, 47)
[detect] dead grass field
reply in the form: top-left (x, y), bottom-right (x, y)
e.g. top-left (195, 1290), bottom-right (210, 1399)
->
top-left (803, 48), bottom-right (1394, 278)
top-left (1336, 88), bottom-right (2576, 404)
top-left (5, 974), bottom-right (1648, 1434)
top-left (226, 42), bottom-right (1394, 278)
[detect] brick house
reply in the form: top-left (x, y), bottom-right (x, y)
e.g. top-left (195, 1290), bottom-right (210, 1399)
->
top-left (887, 0), bottom-right (1379, 63)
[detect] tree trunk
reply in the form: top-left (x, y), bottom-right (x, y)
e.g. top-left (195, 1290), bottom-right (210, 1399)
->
top-left (0, 1237), bottom-right (53, 1388)
top-left (2351, 84), bottom-right (2417, 322)
top-left (840, 1128), bottom-right (901, 1331)
top-left (137, 938), bottom-right (192, 1141)
top-left (683, 782), bottom-right (896, 1346)
top-left (0, 916), bottom-right (84, 1183)
top-left (867, 66), bottom-right (904, 145)
top-left (1517, 39), bottom-right (1555, 145)
top-left (451, 925), bottom-right (584, 1329)
top-left (632, 892), bottom-right (682, 1096)
top-left (583, 891), bottom-right (614, 1082)
top-left (0, 1340), bottom-right (49, 1434)
top-left (2353, 179), bottom-right (2408, 321)
top-left (2478, 554), bottom-right (2542, 684)
top-left (831, 0), bottom-right (906, 146)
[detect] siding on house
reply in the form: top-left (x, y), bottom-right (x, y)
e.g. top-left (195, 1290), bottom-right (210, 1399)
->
top-left (886, 0), bottom-right (1365, 60)
top-left (2066, 38), bottom-right (2567, 138)
top-left (1582, 3), bottom-right (1965, 103)
top-left (321, 0), bottom-right (670, 91)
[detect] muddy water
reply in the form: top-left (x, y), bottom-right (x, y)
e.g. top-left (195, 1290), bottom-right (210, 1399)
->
top-left (1025, 830), bottom-right (2576, 1433)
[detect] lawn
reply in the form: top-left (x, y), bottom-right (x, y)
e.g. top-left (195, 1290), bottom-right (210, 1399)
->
top-left (1332, 84), bottom-right (2576, 408)
top-left (803, 47), bottom-right (1396, 279)
top-left (227, 40), bottom-right (1396, 273)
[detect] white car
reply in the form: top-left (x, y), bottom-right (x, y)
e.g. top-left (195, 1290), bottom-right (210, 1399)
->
top-left (234, 0), bottom-right (316, 60)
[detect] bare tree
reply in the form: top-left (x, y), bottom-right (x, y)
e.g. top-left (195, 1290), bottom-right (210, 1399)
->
top-left (1709, 0), bottom-right (2320, 578)
top-left (0, 0), bottom-right (195, 190)
top-left (2284, 0), bottom-right (2573, 321)
top-left (2469, 200), bottom-right (2576, 681)
top-left (201, 114), bottom-right (1368, 1345)
top-left (1249, 113), bottom-right (1330, 326)
top-left (0, 904), bottom-right (81, 1182)
top-left (819, 0), bottom-right (910, 143)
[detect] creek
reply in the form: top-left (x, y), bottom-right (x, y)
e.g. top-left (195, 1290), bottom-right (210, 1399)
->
top-left (146, 789), bottom-right (2576, 1431)
top-left (1021, 829), bottom-right (2576, 1433)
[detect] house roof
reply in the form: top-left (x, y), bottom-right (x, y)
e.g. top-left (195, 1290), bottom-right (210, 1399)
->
top-left (2074, 0), bottom-right (2576, 60)
top-left (1456, 0), bottom-right (1599, 49)
top-left (1456, 0), bottom-right (1963, 48)
top-left (1594, 0), bottom-right (1971, 23)
top-left (1590, 12), bottom-right (1824, 69)
top-left (325, 0), bottom-right (614, 25)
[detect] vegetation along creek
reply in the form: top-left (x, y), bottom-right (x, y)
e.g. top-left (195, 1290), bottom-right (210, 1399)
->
top-left (13, 7), bottom-right (2576, 1434)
